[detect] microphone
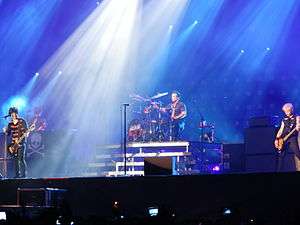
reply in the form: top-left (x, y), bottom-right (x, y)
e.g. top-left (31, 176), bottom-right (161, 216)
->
top-left (199, 112), bottom-right (205, 121)
top-left (122, 103), bottom-right (130, 106)
top-left (2, 115), bottom-right (10, 119)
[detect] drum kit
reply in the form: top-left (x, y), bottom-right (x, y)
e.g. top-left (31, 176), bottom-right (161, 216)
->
top-left (128, 92), bottom-right (216, 143)
top-left (128, 92), bottom-right (172, 142)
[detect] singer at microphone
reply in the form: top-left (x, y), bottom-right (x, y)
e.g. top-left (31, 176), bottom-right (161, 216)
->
top-left (2, 107), bottom-right (28, 178)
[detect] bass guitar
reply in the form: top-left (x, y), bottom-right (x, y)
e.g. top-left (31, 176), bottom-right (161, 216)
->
top-left (8, 121), bottom-right (36, 155)
top-left (275, 127), bottom-right (297, 151)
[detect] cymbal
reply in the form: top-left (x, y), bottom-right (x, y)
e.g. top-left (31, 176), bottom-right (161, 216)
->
top-left (151, 92), bottom-right (168, 100)
top-left (129, 94), bottom-right (150, 102)
top-left (199, 122), bottom-right (215, 128)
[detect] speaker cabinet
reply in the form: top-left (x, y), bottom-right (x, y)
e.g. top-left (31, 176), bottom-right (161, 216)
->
top-left (245, 153), bottom-right (296, 172)
top-left (0, 133), bottom-right (14, 178)
top-left (222, 144), bottom-right (245, 173)
top-left (245, 127), bottom-right (278, 155)
top-left (0, 133), bottom-right (5, 158)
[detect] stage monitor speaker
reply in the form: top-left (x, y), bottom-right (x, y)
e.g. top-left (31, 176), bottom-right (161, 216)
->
top-left (0, 133), bottom-right (14, 178)
top-left (144, 157), bottom-right (174, 176)
top-left (245, 127), bottom-right (278, 155)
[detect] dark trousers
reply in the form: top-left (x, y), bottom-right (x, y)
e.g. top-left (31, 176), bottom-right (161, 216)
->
top-left (14, 144), bottom-right (27, 178)
top-left (276, 136), bottom-right (300, 172)
top-left (170, 120), bottom-right (185, 141)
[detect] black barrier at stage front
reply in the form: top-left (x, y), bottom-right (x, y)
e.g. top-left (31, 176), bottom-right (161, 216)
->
top-left (0, 173), bottom-right (300, 224)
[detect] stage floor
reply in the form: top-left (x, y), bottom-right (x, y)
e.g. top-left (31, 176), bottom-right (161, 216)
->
top-left (0, 172), bottom-right (300, 220)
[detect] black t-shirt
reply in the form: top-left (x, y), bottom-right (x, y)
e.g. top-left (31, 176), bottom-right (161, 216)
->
top-left (282, 115), bottom-right (298, 138)
top-left (167, 101), bottom-right (187, 121)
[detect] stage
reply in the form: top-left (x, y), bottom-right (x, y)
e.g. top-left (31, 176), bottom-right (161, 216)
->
top-left (1, 0), bottom-right (300, 223)
top-left (0, 172), bottom-right (300, 223)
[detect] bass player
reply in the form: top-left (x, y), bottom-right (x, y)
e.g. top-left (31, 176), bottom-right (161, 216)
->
top-left (274, 103), bottom-right (300, 171)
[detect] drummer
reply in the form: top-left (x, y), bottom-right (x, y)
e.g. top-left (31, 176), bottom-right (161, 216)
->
top-left (160, 91), bottom-right (187, 141)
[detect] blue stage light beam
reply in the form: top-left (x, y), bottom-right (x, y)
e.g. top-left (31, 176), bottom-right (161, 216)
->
top-left (243, 0), bottom-right (297, 61)
top-left (214, 0), bottom-right (297, 74)
top-left (29, 71), bottom-right (62, 110)
top-left (30, 0), bottom-right (142, 176)
top-left (173, 20), bottom-right (198, 49)
top-left (227, 49), bottom-right (245, 70)
top-left (169, 0), bottom-right (224, 75)
top-left (0, 72), bottom-right (39, 125)
top-left (1, 96), bottom-right (28, 118)
top-left (18, 73), bottom-right (40, 98)
top-left (0, 0), bottom-right (61, 80)
top-left (28, 0), bottom-right (191, 176)
top-left (136, 0), bottom-right (190, 89)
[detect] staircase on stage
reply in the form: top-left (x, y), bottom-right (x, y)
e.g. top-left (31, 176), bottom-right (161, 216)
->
top-left (85, 141), bottom-right (223, 177)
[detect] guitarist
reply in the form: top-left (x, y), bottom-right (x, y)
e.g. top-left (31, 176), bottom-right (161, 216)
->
top-left (274, 103), bottom-right (300, 171)
top-left (3, 107), bottom-right (28, 178)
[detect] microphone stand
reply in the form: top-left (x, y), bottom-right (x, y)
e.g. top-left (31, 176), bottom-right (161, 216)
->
top-left (121, 103), bottom-right (129, 176)
top-left (0, 132), bottom-right (4, 179)
top-left (1, 117), bottom-right (9, 179)
top-left (199, 113), bottom-right (205, 173)
top-left (3, 132), bottom-right (7, 178)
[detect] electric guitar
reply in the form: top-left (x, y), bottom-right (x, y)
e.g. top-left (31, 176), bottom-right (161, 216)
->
top-left (7, 121), bottom-right (36, 155)
top-left (275, 127), bottom-right (297, 151)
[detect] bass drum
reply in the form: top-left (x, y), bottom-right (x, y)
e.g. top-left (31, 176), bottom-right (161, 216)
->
top-left (128, 119), bottom-right (144, 142)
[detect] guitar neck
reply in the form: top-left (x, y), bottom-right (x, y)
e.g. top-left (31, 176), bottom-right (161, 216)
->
top-left (283, 127), bottom-right (297, 141)
top-left (15, 124), bottom-right (34, 144)
top-left (15, 131), bottom-right (28, 144)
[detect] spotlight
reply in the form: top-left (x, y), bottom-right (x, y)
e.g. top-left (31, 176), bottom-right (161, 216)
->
top-left (96, 1), bottom-right (100, 6)
top-left (169, 25), bottom-right (173, 30)
top-left (240, 49), bottom-right (245, 54)
top-left (266, 47), bottom-right (270, 51)
top-left (58, 71), bottom-right (62, 75)
top-left (35, 72), bottom-right (40, 76)
top-left (193, 20), bottom-right (198, 25)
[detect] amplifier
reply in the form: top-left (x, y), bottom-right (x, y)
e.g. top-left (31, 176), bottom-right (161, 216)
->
top-left (245, 153), bottom-right (296, 172)
top-left (248, 116), bottom-right (278, 127)
top-left (245, 127), bottom-right (278, 155)
top-left (222, 143), bottom-right (245, 173)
